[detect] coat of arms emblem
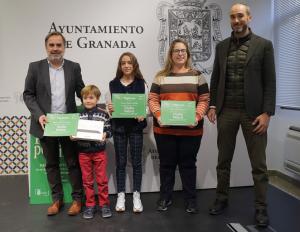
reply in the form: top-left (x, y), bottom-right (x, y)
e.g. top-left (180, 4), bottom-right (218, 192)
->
top-left (157, 0), bottom-right (223, 75)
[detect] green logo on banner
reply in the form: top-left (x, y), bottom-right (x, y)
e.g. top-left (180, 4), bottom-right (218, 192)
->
top-left (29, 136), bottom-right (73, 204)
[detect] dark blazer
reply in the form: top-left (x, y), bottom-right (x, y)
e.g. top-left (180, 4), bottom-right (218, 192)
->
top-left (23, 59), bottom-right (85, 138)
top-left (210, 33), bottom-right (276, 117)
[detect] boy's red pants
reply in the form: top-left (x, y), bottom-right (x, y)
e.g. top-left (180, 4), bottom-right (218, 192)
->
top-left (79, 151), bottom-right (109, 207)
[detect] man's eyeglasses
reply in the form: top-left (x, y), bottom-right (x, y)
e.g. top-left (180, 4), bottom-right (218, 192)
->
top-left (172, 49), bottom-right (187, 54)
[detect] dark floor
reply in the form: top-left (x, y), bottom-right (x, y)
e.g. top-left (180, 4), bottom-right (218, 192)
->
top-left (0, 176), bottom-right (299, 232)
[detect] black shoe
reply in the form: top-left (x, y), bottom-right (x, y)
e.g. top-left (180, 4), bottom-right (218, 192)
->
top-left (157, 199), bottom-right (172, 211)
top-left (82, 206), bottom-right (96, 219)
top-left (255, 208), bottom-right (269, 227)
top-left (185, 201), bottom-right (199, 214)
top-left (209, 199), bottom-right (228, 215)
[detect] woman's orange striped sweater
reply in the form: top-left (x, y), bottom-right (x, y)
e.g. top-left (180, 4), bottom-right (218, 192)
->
top-left (148, 70), bottom-right (210, 136)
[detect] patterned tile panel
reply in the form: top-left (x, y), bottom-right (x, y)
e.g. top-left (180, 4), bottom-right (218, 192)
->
top-left (0, 116), bottom-right (29, 175)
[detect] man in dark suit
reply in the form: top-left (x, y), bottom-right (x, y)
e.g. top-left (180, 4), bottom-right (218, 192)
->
top-left (207, 3), bottom-right (276, 227)
top-left (23, 31), bottom-right (84, 216)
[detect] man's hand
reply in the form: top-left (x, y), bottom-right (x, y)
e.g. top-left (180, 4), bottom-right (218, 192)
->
top-left (207, 108), bottom-right (216, 124)
top-left (252, 113), bottom-right (270, 135)
top-left (38, 115), bottom-right (47, 130)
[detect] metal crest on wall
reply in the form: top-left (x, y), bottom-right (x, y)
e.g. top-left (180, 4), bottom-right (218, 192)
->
top-left (157, 0), bottom-right (223, 75)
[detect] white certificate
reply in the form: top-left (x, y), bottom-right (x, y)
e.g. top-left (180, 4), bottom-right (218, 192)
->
top-left (73, 119), bottom-right (104, 141)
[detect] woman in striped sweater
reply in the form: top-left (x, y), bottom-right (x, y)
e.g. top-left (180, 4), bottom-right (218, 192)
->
top-left (148, 38), bottom-right (209, 213)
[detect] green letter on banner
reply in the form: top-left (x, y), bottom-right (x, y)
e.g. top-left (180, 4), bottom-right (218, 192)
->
top-left (29, 136), bottom-right (73, 204)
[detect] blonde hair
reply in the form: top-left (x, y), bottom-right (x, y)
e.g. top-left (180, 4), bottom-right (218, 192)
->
top-left (81, 85), bottom-right (101, 99)
top-left (156, 38), bottom-right (192, 77)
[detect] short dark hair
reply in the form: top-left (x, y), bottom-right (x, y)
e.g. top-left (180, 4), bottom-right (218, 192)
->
top-left (45, 31), bottom-right (66, 45)
top-left (231, 3), bottom-right (251, 16)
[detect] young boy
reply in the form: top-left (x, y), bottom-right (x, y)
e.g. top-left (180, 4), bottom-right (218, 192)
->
top-left (74, 85), bottom-right (112, 219)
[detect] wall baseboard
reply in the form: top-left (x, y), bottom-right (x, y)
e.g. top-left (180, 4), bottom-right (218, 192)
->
top-left (268, 170), bottom-right (300, 188)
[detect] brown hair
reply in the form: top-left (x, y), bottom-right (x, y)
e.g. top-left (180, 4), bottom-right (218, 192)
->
top-left (115, 52), bottom-right (144, 81)
top-left (156, 38), bottom-right (192, 77)
top-left (81, 85), bottom-right (101, 99)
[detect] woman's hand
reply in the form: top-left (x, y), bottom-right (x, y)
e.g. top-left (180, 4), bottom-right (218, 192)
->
top-left (107, 103), bottom-right (114, 114)
top-left (188, 118), bottom-right (198, 128)
top-left (157, 116), bottom-right (164, 127)
top-left (70, 135), bottom-right (77, 141)
top-left (136, 116), bottom-right (145, 122)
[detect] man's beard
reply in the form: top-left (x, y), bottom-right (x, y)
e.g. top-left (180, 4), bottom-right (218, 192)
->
top-left (48, 53), bottom-right (63, 63)
top-left (232, 24), bottom-right (248, 34)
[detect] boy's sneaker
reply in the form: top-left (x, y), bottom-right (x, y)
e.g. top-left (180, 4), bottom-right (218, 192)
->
top-left (133, 191), bottom-right (143, 213)
top-left (82, 206), bottom-right (96, 219)
top-left (115, 192), bottom-right (125, 212)
top-left (101, 205), bottom-right (112, 218)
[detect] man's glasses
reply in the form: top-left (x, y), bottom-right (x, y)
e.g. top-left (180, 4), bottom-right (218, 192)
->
top-left (172, 49), bottom-right (187, 54)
